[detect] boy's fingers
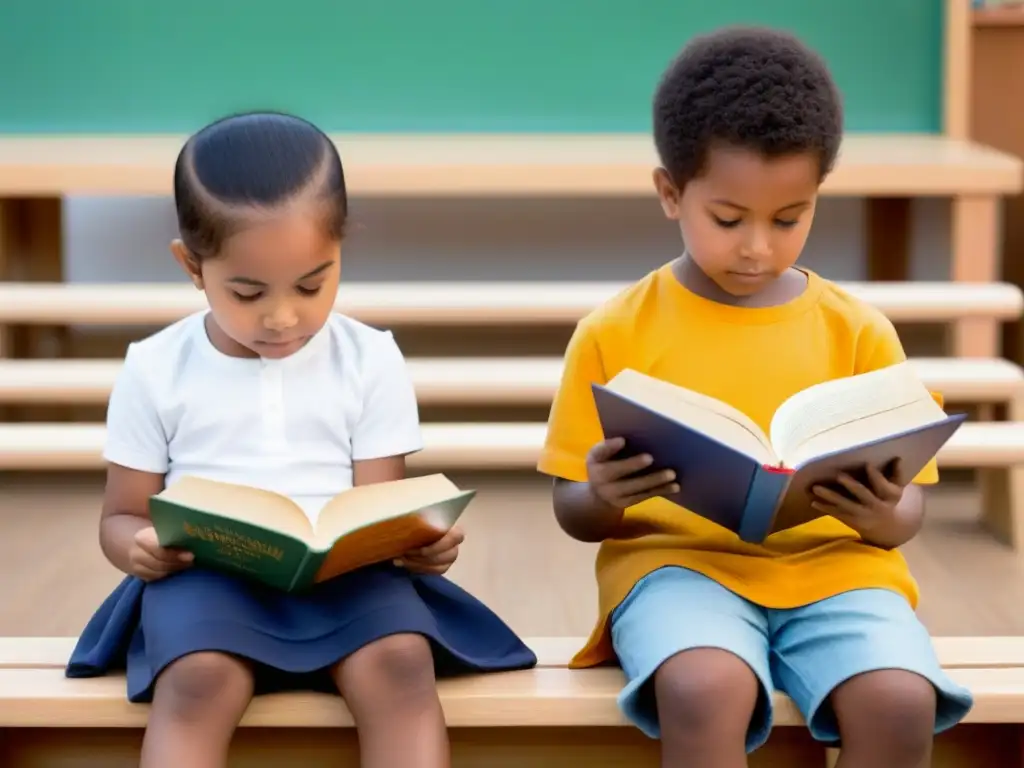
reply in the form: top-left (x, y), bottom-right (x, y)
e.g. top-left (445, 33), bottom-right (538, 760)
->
top-left (618, 481), bottom-right (680, 508)
top-left (588, 437), bottom-right (625, 463)
top-left (867, 462), bottom-right (903, 500)
top-left (612, 469), bottom-right (676, 498)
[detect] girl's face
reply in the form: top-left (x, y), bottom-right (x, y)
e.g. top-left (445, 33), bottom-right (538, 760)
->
top-left (172, 205), bottom-right (341, 359)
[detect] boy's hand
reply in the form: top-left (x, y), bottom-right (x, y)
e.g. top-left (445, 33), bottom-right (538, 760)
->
top-left (587, 437), bottom-right (679, 510)
top-left (811, 461), bottom-right (906, 538)
top-left (129, 526), bottom-right (194, 581)
top-left (395, 527), bottom-right (464, 575)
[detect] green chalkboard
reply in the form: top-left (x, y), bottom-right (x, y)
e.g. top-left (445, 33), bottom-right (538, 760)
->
top-left (0, 1), bottom-right (943, 134)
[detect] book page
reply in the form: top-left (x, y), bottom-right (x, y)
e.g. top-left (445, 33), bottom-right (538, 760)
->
top-left (605, 369), bottom-right (776, 464)
top-left (313, 473), bottom-right (467, 548)
top-left (769, 362), bottom-right (945, 467)
top-left (157, 476), bottom-right (314, 542)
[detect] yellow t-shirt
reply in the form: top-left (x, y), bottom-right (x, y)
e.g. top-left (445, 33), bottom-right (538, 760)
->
top-left (537, 263), bottom-right (939, 668)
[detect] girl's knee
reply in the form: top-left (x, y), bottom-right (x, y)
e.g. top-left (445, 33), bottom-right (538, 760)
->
top-left (336, 633), bottom-right (437, 707)
top-left (155, 651), bottom-right (254, 720)
top-left (832, 669), bottom-right (935, 760)
top-left (654, 647), bottom-right (759, 738)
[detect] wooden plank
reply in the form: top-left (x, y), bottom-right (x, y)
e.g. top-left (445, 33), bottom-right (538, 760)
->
top-left (2, 665), bottom-right (1024, 728)
top-left (0, 134), bottom-right (1018, 198)
top-left (0, 421), bottom-right (1018, 471)
top-left (0, 357), bottom-right (1016, 406)
top-left (5, 635), bottom-right (1024, 673)
top-left (0, 281), bottom-right (1018, 327)
top-left (0, 725), bottom-right (831, 768)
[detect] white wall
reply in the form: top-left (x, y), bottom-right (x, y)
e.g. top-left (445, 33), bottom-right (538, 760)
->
top-left (64, 196), bottom-right (954, 284)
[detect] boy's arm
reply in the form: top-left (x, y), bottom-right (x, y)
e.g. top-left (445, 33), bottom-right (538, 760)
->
top-left (540, 321), bottom-right (625, 542)
top-left (552, 478), bottom-right (628, 543)
top-left (843, 311), bottom-right (935, 546)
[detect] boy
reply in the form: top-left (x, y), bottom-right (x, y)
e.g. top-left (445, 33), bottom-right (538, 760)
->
top-left (537, 26), bottom-right (973, 768)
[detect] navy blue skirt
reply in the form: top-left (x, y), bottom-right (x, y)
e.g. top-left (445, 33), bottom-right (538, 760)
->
top-left (66, 563), bottom-right (537, 702)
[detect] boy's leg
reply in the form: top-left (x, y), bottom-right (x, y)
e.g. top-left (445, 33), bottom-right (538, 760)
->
top-left (770, 588), bottom-right (973, 768)
top-left (611, 566), bottom-right (773, 767)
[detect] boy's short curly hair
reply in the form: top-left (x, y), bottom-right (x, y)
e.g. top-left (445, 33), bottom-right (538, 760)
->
top-left (653, 26), bottom-right (843, 188)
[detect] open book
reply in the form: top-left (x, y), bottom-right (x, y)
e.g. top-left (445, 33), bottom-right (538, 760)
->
top-left (591, 362), bottom-right (965, 543)
top-left (149, 473), bottom-right (475, 592)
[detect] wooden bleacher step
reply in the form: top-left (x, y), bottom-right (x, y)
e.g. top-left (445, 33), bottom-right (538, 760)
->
top-left (0, 356), bottom-right (1018, 406)
top-left (0, 133), bottom-right (1019, 197)
top-left (0, 280), bottom-right (1017, 326)
top-left (0, 420), bottom-right (1020, 471)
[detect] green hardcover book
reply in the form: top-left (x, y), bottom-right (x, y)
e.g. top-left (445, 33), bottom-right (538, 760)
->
top-left (149, 473), bottom-right (476, 592)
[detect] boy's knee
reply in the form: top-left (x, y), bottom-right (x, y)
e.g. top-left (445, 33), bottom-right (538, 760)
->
top-left (156, 652), bottom-right (254, 720)
top-left (832, 669), bottom-right (935, 759)
top-left (336, 633), bottom-right (437, 709)
top-left (654, 647), bottom-right (759, 737)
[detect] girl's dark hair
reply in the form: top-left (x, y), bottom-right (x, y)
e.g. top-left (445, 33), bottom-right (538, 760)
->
top-left (653, 26), bottom-right (843, 188)
top-left (173, 111), bottom-right (348, 259)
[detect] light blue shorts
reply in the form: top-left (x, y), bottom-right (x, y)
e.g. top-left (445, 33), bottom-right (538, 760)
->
top-left (610, 566), bottom-right (973, 751)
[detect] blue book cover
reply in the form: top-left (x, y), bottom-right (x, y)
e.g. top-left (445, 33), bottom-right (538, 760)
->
top-left (591, 365), bottom-right (966, 543)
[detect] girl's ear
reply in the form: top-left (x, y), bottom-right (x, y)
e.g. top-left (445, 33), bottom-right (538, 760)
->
top-left (170, 239), bottom-right (204, 289)
top-left (652, 167), bottom-right (684, 221)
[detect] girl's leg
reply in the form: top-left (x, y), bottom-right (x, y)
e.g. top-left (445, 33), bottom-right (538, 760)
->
top-left (141, 651), bottom-right (255, 768)
top-left (332, 633), bottom-right (449, 768)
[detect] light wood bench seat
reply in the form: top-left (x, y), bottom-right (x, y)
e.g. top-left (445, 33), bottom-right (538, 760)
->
top-left (0, 134), bottom-right (1019, 197)
top-left (0, 421), bottom-right (1019, 471)
top-left (0, 356), bottom-right (1018, 407)
top-left (5, 635), bottom-right (1023, 672)
top-left (0, 280), bottom-right (1017, 328)
top-left (1, 636), bottom-right (1024, 766)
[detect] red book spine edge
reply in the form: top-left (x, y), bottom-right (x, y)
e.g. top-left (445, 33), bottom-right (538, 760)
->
top-left (762, 464), bottom-right (795, 475)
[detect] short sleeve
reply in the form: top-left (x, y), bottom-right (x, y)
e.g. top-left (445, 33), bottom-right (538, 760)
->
top-left (103, 344), bottom-right (170, 474)
top-left (537, 321), bottom-right (609, 482)
top-left (351, 332), bottom-right (424, 461)
top-left (855, 313), bottom-right (940, 486)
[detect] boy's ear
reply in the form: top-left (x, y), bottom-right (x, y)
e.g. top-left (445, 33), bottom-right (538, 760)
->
top-left (652, 168), bottom-right (683, 220)
top-left (170, 239), bottom-right (204, 290)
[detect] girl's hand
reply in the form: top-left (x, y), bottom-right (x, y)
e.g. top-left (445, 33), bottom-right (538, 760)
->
top-left (395, 527), bottom-right (465, 575)
top-left (129, 526), bottom-right (194, 581)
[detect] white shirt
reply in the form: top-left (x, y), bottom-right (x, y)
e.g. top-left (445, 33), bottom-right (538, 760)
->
top-left (103, 311), bottom-right (423, 525)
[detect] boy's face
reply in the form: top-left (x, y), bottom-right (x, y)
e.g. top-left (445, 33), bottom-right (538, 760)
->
top-left (172, 204), bottom-right (341, 359)
top-left (654, 145), bottom-right (821, 297)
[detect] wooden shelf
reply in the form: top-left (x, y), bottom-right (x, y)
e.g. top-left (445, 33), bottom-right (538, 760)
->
top-left (0, 133), bottom-right (1018, 198)
top-left (974, 6), bottom-right (1024, 27)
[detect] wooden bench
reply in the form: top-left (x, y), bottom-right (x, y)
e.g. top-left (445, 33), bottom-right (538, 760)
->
top-left (0, 420), bottom-right (1023, 553)
top-left (0, 356), bottom-right (1019, 410)
top-left (1, 636), bottom-right (1023, 766)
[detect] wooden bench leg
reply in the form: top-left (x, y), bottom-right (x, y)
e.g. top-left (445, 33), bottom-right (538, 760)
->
top-left (978, 465), bottom-right (1024, 555)
top-left (951, 195), bottom-right (1001, 359)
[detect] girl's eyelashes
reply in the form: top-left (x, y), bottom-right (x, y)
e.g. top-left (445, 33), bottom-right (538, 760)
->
top-left (230, 285), bottom-right (322, 302)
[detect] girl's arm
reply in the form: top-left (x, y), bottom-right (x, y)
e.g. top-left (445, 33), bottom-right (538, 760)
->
top-left (99, 464), bottom-right (170, 575)
top-left (352, 455), bottom-right (406, 486)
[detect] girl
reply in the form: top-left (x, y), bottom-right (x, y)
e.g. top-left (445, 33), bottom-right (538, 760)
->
top-left (66, 111), bottom-right (537, 768)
